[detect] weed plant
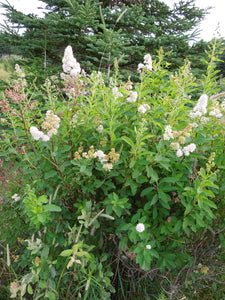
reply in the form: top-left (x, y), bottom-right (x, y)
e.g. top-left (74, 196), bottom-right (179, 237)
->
top-left (0, 39), bottom-right (225, 299)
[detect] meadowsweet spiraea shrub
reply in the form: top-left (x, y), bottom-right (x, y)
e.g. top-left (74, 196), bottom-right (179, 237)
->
top-left (1, 41), bottom-right (225, 299)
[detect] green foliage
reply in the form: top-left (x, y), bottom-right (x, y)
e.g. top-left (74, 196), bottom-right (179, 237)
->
top-left (0, 39), bottom-right (225, 299)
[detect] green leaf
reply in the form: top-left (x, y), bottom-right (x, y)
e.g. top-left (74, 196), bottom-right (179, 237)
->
top-left (144, 194), bottom-right (158, 210)
top-left (60, 249), bottom-right (73, 257)
top-left (140, 187), bottom-right (154, 197)
top-left (158, 190), bottom-right (170, 209)
top-left (59, 145), bottom-right (72, 153)
top-left (27, 284), bottom-right (33, 295)
top-left (44, 170), bottom-right (58, 179)
top-left (203, 198), bottom-right (217, 209)
top-left (122, 136), bottom-right (135, 148)
top-left (41, 246), bottom-right (50, 259)
top-left (37, 213), bottom-right (47, 224)
top-left (113, 206), bottom-right (123, 217)
top-left (136, 250), bottom-right (151, 271)
top-left (45, 204), bottom-right (62, 212)
top-left (146, 166), bottom-right (158, 182)
top-left (149, 249), bottom-right (159, 258)
top-left (37, 195), bottom-right (48, 204)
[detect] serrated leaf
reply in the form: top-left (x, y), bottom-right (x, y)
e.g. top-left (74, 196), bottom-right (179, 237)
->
top-left (122, 136), bottom-right (135, 148)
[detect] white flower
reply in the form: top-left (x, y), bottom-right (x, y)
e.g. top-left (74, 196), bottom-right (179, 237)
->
top-left (62, 45), bottom-right (81, 76)
top-left (112, 87), bottom-right (123, 99)
top-left (15, 64), bottom-right (25, 78)
top-left (189, 111), bottom-right (202, 119)
top-left (30, 126), bottom-right (44, 141)
top-left (144, 54), bottom-right (152, 71)
top-left (209, 101), bottom-right (222, 118)
top-left (137, 63), bottom-right (144, 72)
top-left (183, 143), bottom-right (196, 156)
top-left (41, 110), bottom-right (60, 138)
top-left (47, 128), bottom-right (57, 138)
top-left (12, 193), bottom-right (20, 202)
top-left (163, 125), bottom-right (174, 141)
top-left (137, 54), bottom-right (153, 73)
top-left (183, 147), bottom-right (190, 156)
top-left (176, 148), bottom-right (183, 157)
top-left (144, 54), bottom-right (152, 65)
top-left (30, 126), bottom-right (50, 142)
top-left (103, 163), bottom-right (113, 171)
top-left (190, 94), bottom-right (208, 118)
top-left (94, 150), bottom-right (107, 163)
top-left (146, 244), bottom-right (152, 250)
top-left (127, 91), bottom-right (138, 103)
top-left (42, 134), bottom-right (50, 142)
top-left (96, 125), bottom-right (104, 133)
top-left (136, 223), bottom-right (145, 233)
top-left (138, 104), bottom-right (150, 114)
top-left (187, 143), bottom-right (196, 152)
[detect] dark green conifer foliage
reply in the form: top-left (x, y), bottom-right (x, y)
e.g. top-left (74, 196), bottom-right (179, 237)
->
top-left (0, 0), bottom-right (207, 78)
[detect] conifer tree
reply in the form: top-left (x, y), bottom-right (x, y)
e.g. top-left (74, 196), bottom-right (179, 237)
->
top-left (0, 0), bottom-right (207, 78)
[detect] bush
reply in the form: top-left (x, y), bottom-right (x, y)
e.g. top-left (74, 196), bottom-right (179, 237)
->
top-left (0, 39), bottom-right (225, 299)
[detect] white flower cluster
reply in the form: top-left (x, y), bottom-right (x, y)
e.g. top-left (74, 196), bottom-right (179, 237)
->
top-left (176, 143), bottom-right (196, 157)
top-left (30, 111), bottom-right (60, 142)
top-left (15, 64), bottom-right (27, 87)
top-left (112, 87), bottom-right (123, 99)
top-left (94, 150), bottom-right (113, 171)
top-left (189, 94), bottom-right (208, 119)
top-left (209, 100), bottom-right (222, 118)
top-left (12, 193), bottom-right (20, 202)
top-left (146, 244), bottom-right (151, 250)
top-left (127, 91), bottom-right (138, 103)
top-left (42, 110), bottom-right (61, 138)
top-left (163, 125), bottom-right (174, 141)
top-left (138, 103), bottom-right (150, 114)
top-left (62, 45), bottom-right (81, 76)
top-left (136, 223), bottom-right (145, 233)
top-left (15, 64), bottom-right (25, 78)
top-left (137, 54), bottom-right (153, 72)
top-left (96, 124), bottom-right (104, 133)
top-left (30, 126), bottom-right (50, 142)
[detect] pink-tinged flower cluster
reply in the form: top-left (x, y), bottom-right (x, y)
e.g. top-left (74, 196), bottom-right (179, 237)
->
top-left (10, 282), bottom-right (19, 298)
top-left (62, 45), bottom-right (81, 76)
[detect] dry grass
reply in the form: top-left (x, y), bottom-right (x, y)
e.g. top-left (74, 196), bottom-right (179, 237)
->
top-left (0, 67), bottom-right (10, 81)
